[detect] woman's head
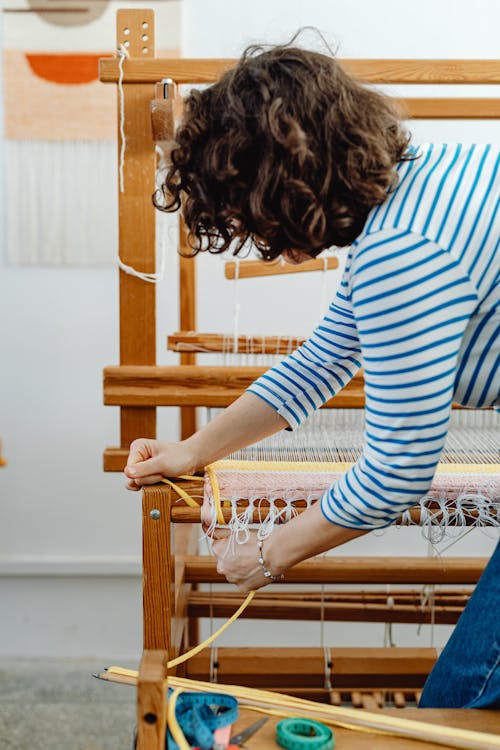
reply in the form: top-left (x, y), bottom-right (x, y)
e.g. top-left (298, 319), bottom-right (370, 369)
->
top-left (158, 42), bottom-right (412, 259)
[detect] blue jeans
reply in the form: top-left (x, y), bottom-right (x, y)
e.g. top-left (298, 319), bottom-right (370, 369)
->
top-left (419, 538), bottom-right (500, 708)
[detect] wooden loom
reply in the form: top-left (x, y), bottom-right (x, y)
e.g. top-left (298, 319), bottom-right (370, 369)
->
top-left (99, 10), bottom-right (500, 749)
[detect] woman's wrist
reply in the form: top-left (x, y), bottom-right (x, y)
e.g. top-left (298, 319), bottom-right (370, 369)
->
top-left (257, 538), bottom-right (284, 582)
top-left (262, 525), bottom-right (290, 576)
top-left (179, 437), bottom-right (205, 474)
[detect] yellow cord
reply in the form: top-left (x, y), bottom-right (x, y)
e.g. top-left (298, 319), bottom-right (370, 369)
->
top-left (205, 463), bottom-right (225, 524)
top-left (168, 590), bottom-right (255, 669)
top-left (161, 475), bottom-right (201, 507)
top-left (160, 468), bottom-right (226, 523)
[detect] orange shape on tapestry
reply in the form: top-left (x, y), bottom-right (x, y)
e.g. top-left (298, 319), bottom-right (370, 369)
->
top-left (25, 53), bottom-right (112, 85)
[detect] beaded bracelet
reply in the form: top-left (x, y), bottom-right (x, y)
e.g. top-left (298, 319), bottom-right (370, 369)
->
top-left (257, 539), bottom-right (284, 582)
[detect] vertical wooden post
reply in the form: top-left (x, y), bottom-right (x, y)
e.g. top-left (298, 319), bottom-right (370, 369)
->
top-left (179, 218), bottom-right (198, 439)
top-left (116, 9), bottom-right (157, 451)
top-left (138, 484), bottom-right (172, 749)
top-left (142, 485), bottom-right (172, 649)
top-left (137, 649), bottom-right (169, 750)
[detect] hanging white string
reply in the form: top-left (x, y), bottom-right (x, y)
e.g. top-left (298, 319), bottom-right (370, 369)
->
top-left (232, 258), bottom-right (241, 353)
top-left (117, 44), bottom-right (128, 194)
top-left (117, 217), bottom-right (168, 283)
top-left (319, 581), bottom-right (326, 654)
top-left (383, 585), bottom-right (396, 648)
top-left (116, 45), bottom-right (171, 283)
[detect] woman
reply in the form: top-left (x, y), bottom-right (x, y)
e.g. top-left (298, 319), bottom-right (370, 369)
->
top-left (124, 44), bottom-right (499, 707)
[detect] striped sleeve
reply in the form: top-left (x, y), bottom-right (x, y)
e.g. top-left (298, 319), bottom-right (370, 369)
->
top-left (247, 250), bottom-right (363, 429)
top-left (321, 228), bottom-right (478, 529)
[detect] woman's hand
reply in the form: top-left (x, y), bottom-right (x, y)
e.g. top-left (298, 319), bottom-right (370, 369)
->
top-left (124, 438), bottom-right (198, 490)
top-left (211, 530), bottom-right (281, 592)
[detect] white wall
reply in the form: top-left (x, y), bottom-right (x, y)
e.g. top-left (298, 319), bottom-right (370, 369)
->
top-left (182, 0), bottom-right (500, 58)
top-left (0, 0), bottom-right (498, 659)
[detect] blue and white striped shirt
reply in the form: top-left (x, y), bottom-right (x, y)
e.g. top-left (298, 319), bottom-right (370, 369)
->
top-left (248, 143), bottom-right (500, 529)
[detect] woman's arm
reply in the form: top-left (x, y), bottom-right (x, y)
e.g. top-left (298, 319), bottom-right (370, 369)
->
top-left (124, 391), bottom-right (288, 488)
top-left (212, 501), bottom-right (367, 592)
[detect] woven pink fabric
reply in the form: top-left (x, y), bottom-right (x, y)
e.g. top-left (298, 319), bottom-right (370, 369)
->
top-left (205, 465), bottom-right (500, 503)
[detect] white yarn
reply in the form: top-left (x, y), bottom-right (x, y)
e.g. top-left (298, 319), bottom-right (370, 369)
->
top-left (117, 44), bottom-right (128, 194)
top-left (399, 491), bottom-right (500, 544)
top-left (117, 237), bottom-right (167, 284)
top-left (201, 484), bottom-right (499, 557)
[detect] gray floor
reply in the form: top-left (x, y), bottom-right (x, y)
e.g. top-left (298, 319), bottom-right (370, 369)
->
top-left (0, 660), bottom-right (138, 750)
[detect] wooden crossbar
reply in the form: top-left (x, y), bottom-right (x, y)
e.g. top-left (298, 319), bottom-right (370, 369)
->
top-left (404, 97), bottom-right (500, 119)
top-left (171, 505), bottom-right (494, 526)
top-left (224, 256), bottom-right (339, 279)
top-left (167, 332), bottom-right (306, 354)
top-left (99, 57), bottom-right (500, 84)
top-left (188, 590), bottom-right (469, 625)
top-left (103, 365), bottom-right (367, 408)
top-left (185, 646), bottom-right (438, 690)
top-left (182, 555), bottom-right (487, 585)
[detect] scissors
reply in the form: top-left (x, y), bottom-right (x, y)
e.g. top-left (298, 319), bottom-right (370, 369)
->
top-left (225, 716), bottom-right (269, 748)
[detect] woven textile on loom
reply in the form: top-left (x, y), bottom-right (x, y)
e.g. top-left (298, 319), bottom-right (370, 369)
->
top-left (200, 410), bottom-right (500, 539)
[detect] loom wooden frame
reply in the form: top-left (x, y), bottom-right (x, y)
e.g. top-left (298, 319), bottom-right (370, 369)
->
top-left (99, 11), bottom-right (499, 748)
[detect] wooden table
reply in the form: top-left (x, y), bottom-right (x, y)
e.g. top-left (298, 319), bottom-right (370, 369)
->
top-left (231, 707), bottom-right (500, 749)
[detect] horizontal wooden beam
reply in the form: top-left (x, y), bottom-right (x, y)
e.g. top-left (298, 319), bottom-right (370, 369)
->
top-left (185, 646), bottom-right (438, 689)
top-left (188, 590), bottom-right (466, 624)
top-left (204, 588), bottom-right (472, 603)
top-left (99, 57), bottom-right (500, 85)
top-left (346, 59), bottom-right (500, 84)
top-left (170, 503), bottom-right (494, 527)
top-left (103, 365), bottom-right (366, 407)
top-left (224, 256), bottom-right (339, 279)
top-left (167, 332), bottom-right (306, 354)
top-left (99, 57), bottom-right (234, 84)
top-left (103, 447), bottom-right (130, 472)
top-left (182, 555), bottom-right (487, 584)
top-left (404, 97), bottom-right (500, 119)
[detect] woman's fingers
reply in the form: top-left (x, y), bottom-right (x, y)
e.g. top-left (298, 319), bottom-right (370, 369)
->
top-left (124, 473), bottom-right (165, 490)
top-left (213, 540), bottom-right (228, 576)
top-left (212, 537), bottom-right (229, 556)
top-left (127, 438), bottom-right (154, 465)
top-left (129, 473), bottom-right (165, 487)
top-left (125, 479), bottom-right (140, 491)
top-left (125, 454), bottom-right (165, 479)
top-left (209, 527), bottom-right (231, 541)
top-left (209, 530), bottom-right (273, 592)
top-left (200, 498), bottom-right (212, 530)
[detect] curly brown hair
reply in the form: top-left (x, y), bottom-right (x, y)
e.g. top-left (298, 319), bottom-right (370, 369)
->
top-left (156, 43), bottom-right (413, 259)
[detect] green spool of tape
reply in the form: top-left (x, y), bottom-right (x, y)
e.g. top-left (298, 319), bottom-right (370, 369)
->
top-left (276, 718), bottom-right (335, 750)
